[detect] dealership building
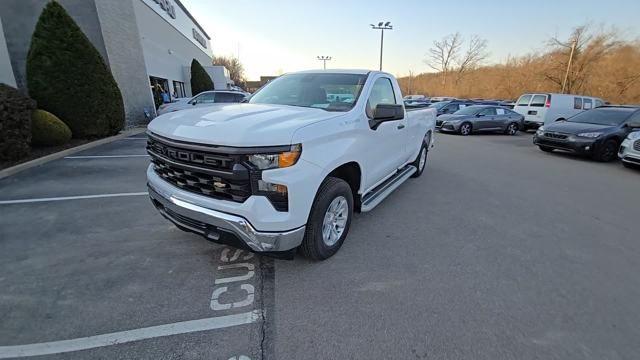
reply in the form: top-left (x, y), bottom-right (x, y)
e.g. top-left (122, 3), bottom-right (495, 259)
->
top-left (0, 0), bottom-right (232, 127)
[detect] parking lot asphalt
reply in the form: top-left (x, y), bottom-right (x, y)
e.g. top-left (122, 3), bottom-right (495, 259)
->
top-left (1, 131), bottom-right (639, 359)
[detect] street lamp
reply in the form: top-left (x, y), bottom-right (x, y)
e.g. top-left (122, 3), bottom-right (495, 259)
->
top-left (370, 21), bottom-right (392, 71)
top-left (317, 55), bottom-right (332, 70)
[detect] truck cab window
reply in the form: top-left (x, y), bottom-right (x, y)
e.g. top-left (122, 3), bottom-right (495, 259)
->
top-left (367, 77), bottom-right (397, 117)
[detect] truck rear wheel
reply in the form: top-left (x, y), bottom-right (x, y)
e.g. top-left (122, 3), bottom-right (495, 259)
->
top-left (410, 140), bottom-right (428, 178)
top-left (300, 177), bottom-right (353, 260)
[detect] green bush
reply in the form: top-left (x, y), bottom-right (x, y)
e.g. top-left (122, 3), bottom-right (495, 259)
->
top-left (0, 84), bottom-right (36, 161)
top-left (190, 59), bottom-right (214, 95)
top-left (26, 1), bottom-right (124, 138)
top-left (31, 109), bottom-right (72, 146)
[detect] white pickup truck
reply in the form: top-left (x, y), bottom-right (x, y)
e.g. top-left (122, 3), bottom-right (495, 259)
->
top-left (146, 70), bottom-right (436, 260)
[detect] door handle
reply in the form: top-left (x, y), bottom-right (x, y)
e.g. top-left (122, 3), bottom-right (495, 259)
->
top-left (397, 124), bottom-right (405, 129)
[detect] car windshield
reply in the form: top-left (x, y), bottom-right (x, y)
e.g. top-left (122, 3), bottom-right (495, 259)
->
top-left (567, 108), bottom-right (634, 126)
top-left (453, 106), bottom-right (481, 115)
top-left (249, 73), bottom-right (367, 111)
top-left (429, 101), bottom-right (450, 110)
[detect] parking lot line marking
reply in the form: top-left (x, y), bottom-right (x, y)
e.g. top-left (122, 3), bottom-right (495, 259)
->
top-left (0, 192), bottom-right (149, 205)
top-left (64, 155), bottom-right (150, 159)
top-left (0, 310), bottom-right (261, 359)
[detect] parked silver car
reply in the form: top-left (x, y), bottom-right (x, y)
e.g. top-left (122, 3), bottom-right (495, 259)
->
top-left (157, 90), bottom-right (249, 115)
top-left (438, 105), bottom-right (524, 136)
top-left (619, 130), bottom-right (640, 168)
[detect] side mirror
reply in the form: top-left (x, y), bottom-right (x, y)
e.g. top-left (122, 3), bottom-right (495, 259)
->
top-left (476, 113), bottom-right (484, 117)
top-left (191, 101), bottom-right (197, 105)
top-left (369, 104), bottom-right (404, 129)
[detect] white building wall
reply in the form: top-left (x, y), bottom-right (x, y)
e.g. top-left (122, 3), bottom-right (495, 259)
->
top-left (133, 0), bottom-right (212, 97)
top-left (205, 66), bottom-right (232, 90)
top-left (0, 17), bottom-right (17, 87)
top-left (94, 0), bottom-right (154, 126)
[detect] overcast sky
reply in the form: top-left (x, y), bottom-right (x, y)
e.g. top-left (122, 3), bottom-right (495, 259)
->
top-left (182, 0), bottom-right (640, 80)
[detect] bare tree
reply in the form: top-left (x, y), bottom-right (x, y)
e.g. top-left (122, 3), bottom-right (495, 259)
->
top-left (544, 25), bottom-right (618, 93)
top-left (425, 33), bottom-right (463, 88)
top-left (455, 35), bottom-right (489, 84)
top-left (212, 55), bottom-right (246, 88)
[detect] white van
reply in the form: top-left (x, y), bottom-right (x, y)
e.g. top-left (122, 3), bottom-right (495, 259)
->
top-left (514, 93), bottom-right (605, 131)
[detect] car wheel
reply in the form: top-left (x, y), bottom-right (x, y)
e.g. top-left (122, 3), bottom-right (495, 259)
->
top-left (300, 177), bottom-right (353, 260)
top-left (459, 122), bottom-right (472, 136)
top-left (593, 139), bottom-right (619, 162)
top-left (411, 139), bottom-right (429, 178)
top-left (505, 122), bottom-right (519, 135)
top-left (539, 146), bottom-right (554, 152)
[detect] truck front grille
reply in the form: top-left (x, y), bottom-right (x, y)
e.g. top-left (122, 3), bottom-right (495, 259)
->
top-left (634, 140), bottom-right (640, 151)
top-left (150, 157), bottom-right (251, 202)
top-left (147, 134), bottom-right (251, 203)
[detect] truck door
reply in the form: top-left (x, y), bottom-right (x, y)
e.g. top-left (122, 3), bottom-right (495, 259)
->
top-left (364, 77), bottom-right (407, 188)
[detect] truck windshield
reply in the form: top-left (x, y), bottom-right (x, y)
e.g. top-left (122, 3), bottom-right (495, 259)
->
top-left (249, 73), bottom-right (367, 112)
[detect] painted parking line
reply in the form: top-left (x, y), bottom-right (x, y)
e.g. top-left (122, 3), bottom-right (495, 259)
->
top-left (0, 192), bottom-right (148, 205)
top-left (0, 310), bottom-right (261, 359)
top-left (64, 155), bottom-right (149, 159)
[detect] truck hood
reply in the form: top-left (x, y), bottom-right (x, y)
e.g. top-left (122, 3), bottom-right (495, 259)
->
top-left (148, 103), bottom-right (341, 146)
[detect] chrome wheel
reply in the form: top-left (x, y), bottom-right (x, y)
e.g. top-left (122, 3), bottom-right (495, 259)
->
top-left (418, 147), bottom-right (427, 171)
top-left (322, 196), bottom-right (349, 246)
top-left (508, 123), bottom-right (518, 135)
top-left (460, 124), bottom-right (471, 135)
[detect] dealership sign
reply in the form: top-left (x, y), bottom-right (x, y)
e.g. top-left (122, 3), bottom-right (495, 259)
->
top-left (192, 28), bottom-right (207, 48)
top-left (152, 0), bottom-right (176, 19)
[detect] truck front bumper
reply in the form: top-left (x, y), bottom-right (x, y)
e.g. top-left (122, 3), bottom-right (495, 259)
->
top-left (148, 181), bottom-right (306, 253)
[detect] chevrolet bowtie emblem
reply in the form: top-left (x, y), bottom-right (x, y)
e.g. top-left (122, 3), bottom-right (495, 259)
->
top-left (213, 182), bottom-right (226, 188)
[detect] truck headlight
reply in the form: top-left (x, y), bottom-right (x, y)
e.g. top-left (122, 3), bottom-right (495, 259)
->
top-left (577, 132), bottom-right (603, 138)
top-left (627, 131), bottom-right (640, 140)
top-left (248, 144), bottom-right (302, 170)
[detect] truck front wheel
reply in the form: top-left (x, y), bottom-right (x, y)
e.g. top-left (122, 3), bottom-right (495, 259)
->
top-left (300, 177), bottom-right (353, 260)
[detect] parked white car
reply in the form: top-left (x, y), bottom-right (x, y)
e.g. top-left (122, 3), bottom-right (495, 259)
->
top-left (514, 93), bottom-right (605, 131)
top-left (146, 70), bottom-right (436, 260)
top-left (619, 130), bottom-right (640, 168)
top-left (156, 90), bottom-right (248, 115)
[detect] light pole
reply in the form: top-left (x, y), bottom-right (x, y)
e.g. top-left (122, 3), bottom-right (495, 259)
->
top-left (317, 56), bottom-right (332, 70)
top-left (561, 38), bottom-right (577, 94)
top-left (370, 21), bottom-right (392, 71)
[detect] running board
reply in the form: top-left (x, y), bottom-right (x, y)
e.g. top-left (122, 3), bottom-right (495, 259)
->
top-left (361, 165), bottom-right (416, 212)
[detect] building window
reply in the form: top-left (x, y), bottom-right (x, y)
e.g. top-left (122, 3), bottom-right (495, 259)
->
top-left (173, 81), bottom-right (186, 98)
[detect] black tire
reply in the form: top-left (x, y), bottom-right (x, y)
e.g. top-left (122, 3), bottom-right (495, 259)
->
top-left (593, 139), bottom-right (619, 162)
top-left (410, 138), bottom-right (429, 178)
top-left (539, 146), bottom-right (554, 152)
top-left (505, 122), bottom-right (519, 135)
top-left (300, 177), bottom-right (353, 260)
top-left (459, 122), bottom-right (472, 136)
